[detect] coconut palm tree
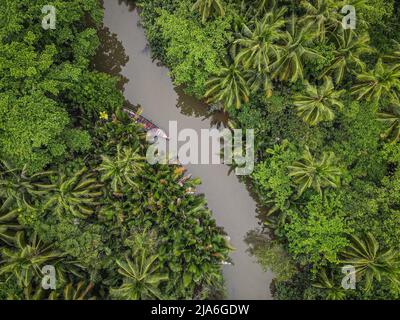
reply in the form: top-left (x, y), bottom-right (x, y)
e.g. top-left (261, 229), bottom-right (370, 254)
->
top-left (111, 249), bottom-right (168, 300)
top-left (0, 231), bottom-right (65, 287)
top-left (99, 145), bottom-right (145, 193)
top-left (251, 0), bottom-right (277, 15)
top-left (340, 233), bottom-right (400, 291)
top-left (205, 61), bottom-right (250, 109)
top-left (337, 0), bottom-right (373, 28)
top-left (288, 146), bottom-right (341, 196)
top-left (377, 98), bottom-right (400, 143)
top-left (293, 76), bottom-right (345, 125)
top-left (313, 269), bottom-right (347, 300)
top-left (41, 167), bottom-right (103, 219)
top-left (271, 16), bottom-right (322, 82)
top-left (192, 0), bottom-right (225, 23)
top-left (300, 0), bottom-right (342, 41)
top-left (320, 30), bottom-right (373, 84)
top-left (0, 159), bottom-right (53, 206)
top-left (20, 281), bottom-right (95, 300)
top-left (49, 281), bottom-right (96, 300)
top-left (234, 8), bottom-right (285, 73)
top-left (384, 40), bottom-right (400, 65)
top-left (0, 198), bottom-right (23, 246)
top-left (245, 69), bottom-right (275, 98)
top-left (351, 59), bottom-right (400, 102)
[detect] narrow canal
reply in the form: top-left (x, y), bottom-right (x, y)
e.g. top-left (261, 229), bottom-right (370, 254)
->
top-left (96, 0), bottom-right (273, 299)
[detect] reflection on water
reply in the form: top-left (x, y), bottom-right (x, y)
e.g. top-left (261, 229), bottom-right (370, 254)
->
top-left (95, 0), bottom-right (274, 299)
top-left (175, 86), bottom-right (229, 128)
top-left (91, 25), bottom-right (129, 91)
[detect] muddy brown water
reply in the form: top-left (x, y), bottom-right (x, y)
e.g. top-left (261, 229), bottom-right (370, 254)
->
top-left (95, 0), bottom-right (273, 299)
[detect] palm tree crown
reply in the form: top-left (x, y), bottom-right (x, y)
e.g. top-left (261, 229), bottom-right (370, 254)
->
top-left (205, 61), bottom-right (250, 109)
top-left (377, 98), bottom-right (400, 143)
top-left (0, 232), bottom-right (65, 287)
top-left (192, 0), bottom-right (225, 23)
top-left (293, 76), bottom-right (345, 125)
top-left (351, 59), bottom-right (400, 102)
top-left (300, 0), bottom-right (341, 42)
top-left (41, 167), bottom-right (103, 219)
top-left (234, 8), bottom-right (285, 73)
top-left (99, 145), bottom-right (145, 193)
top-left (321, 30), bottom-right (373, 84)
top-left (0, 198), bottom-right (23, 246)
top-left (340, 233), bottom-right (400, 291)
top-left (272, 16), bottom-right (321, 82)
top-left (111, 249), bottom-right (168, 300)
top-left (288, 146), bottom-right (342, 196)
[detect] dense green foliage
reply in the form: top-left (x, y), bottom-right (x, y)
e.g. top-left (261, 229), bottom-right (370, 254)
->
top-left (0, 0), bottom-right (229, 300)
top-left (138, 0), bottom-right (400, 299)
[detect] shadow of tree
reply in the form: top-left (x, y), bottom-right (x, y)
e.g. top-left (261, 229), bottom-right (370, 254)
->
top-left (91, 24), bottom-right (129, 91)
top-left (175, 86), bottom-right (230, 128)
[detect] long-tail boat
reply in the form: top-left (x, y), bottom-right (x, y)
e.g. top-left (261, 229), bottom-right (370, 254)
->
top-left (123, 107), bottom-right (191, 187)
top-left (123, 107), bottom-right (169, 140)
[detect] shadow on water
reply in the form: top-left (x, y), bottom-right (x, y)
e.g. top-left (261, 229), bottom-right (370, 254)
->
top-left (176, 86), bottom-right (230, 129)
top-left (92, 25), bottom-right (129, 91)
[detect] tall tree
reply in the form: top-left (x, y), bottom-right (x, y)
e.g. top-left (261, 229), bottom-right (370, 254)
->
top-left (384, 40), bottom-right (400, 65)
top-left (341, 233), bottom-right (400, 291)
top-left (300, 0), bottom-right (341, 41)
top-left (41, 167), bottom-right (103, 219)
top-left (0, 232), bottom-right (65, 287)
top-left (192, 0), bottom-right (225, 23)
top-left (313, 269), bottom-right (347, 300)
top-left (234, 8), bottom-right (285, 73)
top-left (351, 59), bottom-right (400, 102)
top-left (111, 249), bottom-right (168, 300)
top-left (320, 30), bottom-right (373, 84)
top-left (99, 145), bottom-right (145, 193)
top-left (0, 159), bottom-right (52, 206)
top-left (377, 98), bottom-right (400, 143)
top-left (271, 16), bottom-right (321, 82)
top-left (0, 198), bottom-right (23, 246)
top-left (288, 147), bottom-right (342, 195)
top-left (205, 62), bottom-right (250, 109)
top-left (293, 77), bottom-right (345, 125)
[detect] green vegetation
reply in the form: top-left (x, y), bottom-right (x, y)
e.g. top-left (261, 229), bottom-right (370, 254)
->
top-left (138, 0), bottom-right (400, 299)
top-left (0, 0), bottom-right (229, 300)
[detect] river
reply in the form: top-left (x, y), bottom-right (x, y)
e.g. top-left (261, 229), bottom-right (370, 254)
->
top-left (95, 0), bottom-right (273, 299)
